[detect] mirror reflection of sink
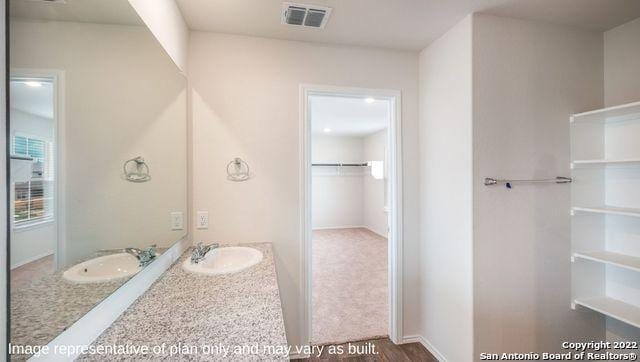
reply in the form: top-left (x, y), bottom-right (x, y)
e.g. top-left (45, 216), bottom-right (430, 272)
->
top-left (182, 247), bottom-right (263, 275)
top-left (63, 253), bottom-right (155, 283)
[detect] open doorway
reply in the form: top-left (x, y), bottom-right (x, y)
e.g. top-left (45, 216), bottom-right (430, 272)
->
top-left (301, 85), bottom-right (403, 347)
top-left (9, 73), bottom-right (61, 286)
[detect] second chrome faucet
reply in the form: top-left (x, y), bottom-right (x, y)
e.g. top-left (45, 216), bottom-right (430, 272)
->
top-left (191, 242), bottom-right (219, 264)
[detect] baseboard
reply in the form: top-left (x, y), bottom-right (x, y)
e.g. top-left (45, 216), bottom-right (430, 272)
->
top-left (366, 227), bottom-right (388, 238)
top-left (402, 335), bottom-right (446, 362)
top-left (10, 250), bottom-right (54, 269)
top-left (312, 225), bottom-right (365, 230)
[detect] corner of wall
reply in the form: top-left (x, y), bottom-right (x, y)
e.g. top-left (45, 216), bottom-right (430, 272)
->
top-left (128, 0), bottom-right (190, 75)
top-left (417, 13), bottom-right (474, 362)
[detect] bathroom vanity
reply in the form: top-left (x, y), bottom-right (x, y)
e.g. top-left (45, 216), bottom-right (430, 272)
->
top-left (78, 243), bottom-right (288, 361)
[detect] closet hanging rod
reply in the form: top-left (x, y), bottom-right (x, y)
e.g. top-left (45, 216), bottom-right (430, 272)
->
top-left (312, 163), bottom-right (369, 167)
top-left (484, 176), bottom-right (572, 187)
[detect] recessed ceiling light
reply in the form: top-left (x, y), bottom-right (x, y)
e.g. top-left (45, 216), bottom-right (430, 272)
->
top-left (365, 97), bottom-right (375, 104)
top-left (323, 127), bottom-right (332, 133)
top-left (24, 81), bottom-right (42, 88)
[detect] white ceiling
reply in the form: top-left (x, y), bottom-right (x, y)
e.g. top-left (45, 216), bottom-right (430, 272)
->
top-left (10, 80), bottom-right (54, 119)
top-left (10, 0), bottom-right (142, 26)
top-left (310, 95), bottom-right (389, 136)
top-left (175, 0), bottom-right (640, 51)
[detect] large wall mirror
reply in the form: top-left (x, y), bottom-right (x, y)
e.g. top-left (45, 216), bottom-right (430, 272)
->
top-left (8, 0), bottom-right (187, 358)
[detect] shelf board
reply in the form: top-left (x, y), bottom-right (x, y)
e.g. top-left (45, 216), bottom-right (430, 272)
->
top-left (574, 297), bottom-right (640, 329)
top-left (571, 101), bottom-right (640, 123)
top-left (573, 251), bottom-right (640, 272)
top-left (572, 206), bottom-right (640, 218)
top-left (572, 158), bottom-right (640, 167)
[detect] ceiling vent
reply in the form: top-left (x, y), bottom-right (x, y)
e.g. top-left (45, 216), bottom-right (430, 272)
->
top-left (24, 0), bottom-right (67, 3)
top-left (282, 2), bottom-right (331, 29)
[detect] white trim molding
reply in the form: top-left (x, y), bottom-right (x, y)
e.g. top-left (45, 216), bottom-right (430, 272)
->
top-left (299, 84), bottom-right (404, 345)
top-left (402, 335), bottom-right (447, 362)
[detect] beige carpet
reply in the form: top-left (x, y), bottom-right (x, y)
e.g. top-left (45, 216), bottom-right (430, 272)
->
top-left (311, 228), bottom-right (388, 345)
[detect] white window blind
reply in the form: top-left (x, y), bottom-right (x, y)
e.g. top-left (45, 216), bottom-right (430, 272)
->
top-left (13, 134), bottom-right (54, 225)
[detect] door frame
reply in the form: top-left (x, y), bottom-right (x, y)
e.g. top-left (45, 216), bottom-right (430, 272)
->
top-left (299, 84), bottom-right (403, 345)
top-left (9, 68), bottom-right (66, 270)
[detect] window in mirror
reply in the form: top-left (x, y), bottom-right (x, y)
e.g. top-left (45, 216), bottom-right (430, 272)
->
top-left (12, 134), bottom-right (55, 226)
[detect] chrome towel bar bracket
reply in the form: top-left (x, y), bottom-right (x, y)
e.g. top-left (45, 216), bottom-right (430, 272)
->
top-left (484, 176), bottom-right (572, 189)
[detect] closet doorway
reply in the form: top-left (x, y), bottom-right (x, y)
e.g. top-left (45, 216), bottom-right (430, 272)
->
top-left (300, 85), bottom-right (403, 346)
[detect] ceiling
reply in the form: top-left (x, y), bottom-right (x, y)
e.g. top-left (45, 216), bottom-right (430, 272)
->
top-left (310, 95), bottom-right (389, 136)
top-left (10, 80), bottom-right (54, 119)
top-left (175, 0), bottom-right (640, 51)
top-left (10, 0), bottom-right (143, 26)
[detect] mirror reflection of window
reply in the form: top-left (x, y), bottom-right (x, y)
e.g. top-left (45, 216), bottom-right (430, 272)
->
top-left (13, 134), bottom-right (55, 225)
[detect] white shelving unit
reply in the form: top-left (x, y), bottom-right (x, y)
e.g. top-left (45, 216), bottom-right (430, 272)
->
top-left (572, 206), bottom-right (640, 218)
top-left (570, 101), bottom-right (640, 123)
top-left (572, 158), bottom-right (640, 167)
top-left (570, 101), bottom-right (640, 329)
top-left (573, 251), bottom-right (640, 273)
top-left (574, 297), bottom-right (640, 329)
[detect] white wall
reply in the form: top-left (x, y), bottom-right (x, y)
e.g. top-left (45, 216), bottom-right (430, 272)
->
top-left (472, 14), bottom-right (604, 356)
top-left (128, 0), bottom-right (189, 74)
top-left (11, 223), bottom-right (55, 269)
top-left (418, 15), bottom-right (474, 361)
top-left (363, 129), bottom-right (388, 237)
top-left (188, 32), bottom-right (420, 347)
top-left (604, 17), bottom-right (640, 106)
top-left (603, 15), bottom-right (640, 345)
top-left (312, 135), bottom-right (365, 229)
top-left (10, 109), bottom-right (53, 139)
top-left (11, 20), bottom-right (187, 266)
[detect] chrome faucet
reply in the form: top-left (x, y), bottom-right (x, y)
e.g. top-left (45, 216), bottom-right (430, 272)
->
top-left (125, 244), bottom-right (157, 267)
top-left (191, 242), bottom-right (219, 264)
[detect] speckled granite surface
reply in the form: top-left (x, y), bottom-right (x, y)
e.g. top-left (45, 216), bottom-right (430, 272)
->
top-left (10, 250), bottom-right (150, 362)
top-left (77, 242), bottom-right (288, 361)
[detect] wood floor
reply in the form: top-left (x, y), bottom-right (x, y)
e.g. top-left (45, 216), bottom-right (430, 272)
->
top-left (294, 338), bottom-right (437, 361)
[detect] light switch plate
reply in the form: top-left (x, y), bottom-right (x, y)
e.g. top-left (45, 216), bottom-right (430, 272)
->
top-left (197, 211), bottom-right (209, 229)
top-left (171, 212), bottom-right (184, 230)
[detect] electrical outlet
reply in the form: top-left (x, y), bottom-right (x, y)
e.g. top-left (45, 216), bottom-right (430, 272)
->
top-left (171, 212), bottom-right (184, 230)
top-left (197, 211), bottom-right (209, 229)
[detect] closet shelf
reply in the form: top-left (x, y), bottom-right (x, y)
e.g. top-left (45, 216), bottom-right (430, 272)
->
top-left (574, 297), bottom-right (640, 329)
top-left (571, 158), bottom-right (640, 167)
top-left (572, 206), bottom-right (640, 218)
top-left (570, 101), bottom-right (640, 124)
top-left (573, 251), bottom-right (640, 273)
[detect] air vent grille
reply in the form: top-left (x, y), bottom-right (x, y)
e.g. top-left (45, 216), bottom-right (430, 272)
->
top-left (285, 6), bottom-right (306, 25)
top-left (26, 0), bottom-right (67, 3)
top-left (282, 2), bottom-right (331, 29)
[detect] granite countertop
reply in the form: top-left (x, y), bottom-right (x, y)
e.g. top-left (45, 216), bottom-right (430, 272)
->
top-left (78, 242), bottom-right (288, 361)
top-left (11, 249), bottom-right (153, 361)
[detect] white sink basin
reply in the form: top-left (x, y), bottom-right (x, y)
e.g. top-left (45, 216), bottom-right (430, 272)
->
top-left (63, 253), bottom-right (142, 283)
top-left (182, 247), bottom-right (263, 275)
